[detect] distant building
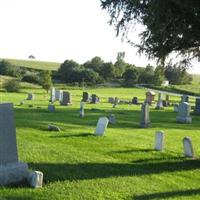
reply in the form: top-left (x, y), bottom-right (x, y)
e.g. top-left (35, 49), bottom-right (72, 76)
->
top-left (28, 55), bottom-right (35, 59)
top-left (162, 80), bottom-right (169, 86)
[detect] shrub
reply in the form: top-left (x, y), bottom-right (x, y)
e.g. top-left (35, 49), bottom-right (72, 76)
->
top-left (3, 79), bottom-right (21, 92)
top-left (22, 73), bottom-right (39, 84)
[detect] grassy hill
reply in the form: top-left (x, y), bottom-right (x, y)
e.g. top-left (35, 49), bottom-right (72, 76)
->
top-left (0, 58), bottom-right (60, 71)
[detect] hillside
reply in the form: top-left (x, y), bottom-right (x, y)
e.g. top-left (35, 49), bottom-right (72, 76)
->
top-left (0, 58), bottom-right (60, 71)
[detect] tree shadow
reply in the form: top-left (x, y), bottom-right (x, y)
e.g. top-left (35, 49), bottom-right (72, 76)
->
top-left (28, 159), bottom-right (200, 183)
top-left (134, 188), bottom-right (200, 200)
top-left (49, 133), bottom-right (93, 138)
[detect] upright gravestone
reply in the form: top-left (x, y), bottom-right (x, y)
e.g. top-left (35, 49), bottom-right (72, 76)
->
top-left (108, 97), bottom-right (115, 104)
top-left (91, 94), bottom-right (98, 104)
top-left (140, 102), bottom-right (151, 128)
top-left (108, 114), bottom-right (116, 124)
top-left (55, 90), bottom-right (63, 101)
top-left (181, 95), bottom-right (189, 103)
top-left (193, 98), bottom-right (200, 115)
top-left (26, 93), bottom-right (34, 100)
top-left (80, 101), bottom-right (84, 118)
top-left (155, 93), bottom-right (163, 110)
top-left (50, 88), bottom-right (56, 103)
top-left (48, 104), bottom-right (55, 112)
top-left (82, 92), bottom-right (90, 102)
top-left (94, 117), bottom-right (109, 136)
top-left (113, 97), bottom-right (119, 108)
top-left (163, 95), bottom-right (170, 107)
top-left (154, 131), bottom-right (165, 151)
top-left (183, 137), bottom-right (194, 157)
top-left (146, 91), bottom-right (155, 105)
top-left (176, 102), bottom-right (192, 123)
top-left (132, 97), bottom-right (138, 105)
top-left (60, 91), bottom-right (72, 106)
top-left (0, 103), bottom-right (28, 186)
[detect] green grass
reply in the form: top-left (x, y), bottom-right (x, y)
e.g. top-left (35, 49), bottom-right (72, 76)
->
top-left (0, 86), bottom-right (200, 199)
top-left (1, 58), bottom-right (60, 71)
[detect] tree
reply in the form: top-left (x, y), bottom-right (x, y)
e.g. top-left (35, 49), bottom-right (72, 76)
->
top-left (153, 65), bottom-right (165, 86)
top-left (101, 0), bottom-right (200, 65)
top-left (83, 56), bottom-right (104, 73)
top-left (100, 62), bottom-right (116, 80)
top-left (39, 70), bottom-right (52, 93)
top-left (3, 79), bottom-right (21, 92)
top-left (122, 67), bottom-right (139, 86)
top-left (138, 64), bottom-right (154, 84)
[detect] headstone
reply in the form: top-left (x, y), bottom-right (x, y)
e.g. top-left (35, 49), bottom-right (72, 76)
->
top-left (26, 93), bottom-right (34, 100)
top-left (48, 104), bottom-right (55, 112)
top-left (0, 103), bottom-right (28, 186)
top-left (183, 137), bottom-right (194, 157)
top-left (50, 87), bottom-right (56, 103)
top-left (94, 117), bottom-right (109, 136)
top-left (163, 95), bottom-right (170, 107)
top-left (108, 97), bottom-right (115, 104)
top-left (108, 114), bottom-right (116, 124)
top-left (55, 90), bottom-right (63, 101)
top-left (80, 101), bottom-right (84, 118)
top-left (193, 98), bottom-right (200, 115)
top-left (60, 91), bottom-right (72, 106)
top-left (28, 171), bottom-right (43, 188)
top-left (113, 97), bottom-right (119, 108)
top-left (145, 91), bottom-right (155, 105)
top-left (173, 103), bottom-right (179, 112)
top-left (132, 97), bottom-right (138, 105)
top-left (48, 124), bottom-right (61, 132)
top-left (140, 102), bottom-right (151, 128)
top-left (82, 92), bottom-right (90, 102)
top-left (181, 95), bottom-right (189, 103)
top-left (91, 94), bottom-right (98, 104)
top-left (176, 102), bottom-right (192, 123)
top-left (154, 131), bottom-right (165, 151)
top-left (155, 93), bottom-right (164, 109)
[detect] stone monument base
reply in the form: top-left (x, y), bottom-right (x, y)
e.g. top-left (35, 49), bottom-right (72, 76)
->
top-left (176, 116), bottom-right (192, 123)
top-left (0, 162), bottom-right (28, 186)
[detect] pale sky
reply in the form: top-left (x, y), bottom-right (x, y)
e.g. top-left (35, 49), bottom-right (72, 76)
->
top-left (0, 0), bottom-right (199, 74)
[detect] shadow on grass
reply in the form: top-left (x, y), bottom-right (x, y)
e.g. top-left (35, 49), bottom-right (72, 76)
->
top-left (134, 188), bottom-right (200, 200)
top-left (113, 148), bottom-right (154, 153)
top-left (50, 133), bottom-right (93, 138)
top-left (29, 159), bottom-right (200, 183)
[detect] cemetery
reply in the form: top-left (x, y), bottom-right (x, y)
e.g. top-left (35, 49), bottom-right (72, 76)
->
top-left (0, 86), bottom-right (200, 199)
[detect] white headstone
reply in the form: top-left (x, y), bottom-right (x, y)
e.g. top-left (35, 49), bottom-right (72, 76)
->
top-left (176, 102), bottom-right (192, 123)
top-left (183, 137), bottom-right (194, 157)
top-left (28, 171), bottom-right (43, 188)
top-left (154, 131), bottom-right (165, 151)
top-left (80, 101), bottom-right (84, 118)
top-left (155, 93), bottom-right (163, 109)
top-left (94, 117), bottom-right (109, 136)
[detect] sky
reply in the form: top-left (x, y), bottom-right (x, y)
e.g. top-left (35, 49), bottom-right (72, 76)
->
top-left (0, 0), bottom-right (199, 74)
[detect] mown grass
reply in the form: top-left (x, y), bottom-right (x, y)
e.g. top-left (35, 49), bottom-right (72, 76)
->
top-left (1, 58), bottom-right (60, 71)
top-left (0, 86), bottom-right (200, 200)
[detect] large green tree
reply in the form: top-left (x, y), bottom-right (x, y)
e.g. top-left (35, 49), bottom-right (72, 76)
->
top-left (101, 0), bottom-right (200, 65)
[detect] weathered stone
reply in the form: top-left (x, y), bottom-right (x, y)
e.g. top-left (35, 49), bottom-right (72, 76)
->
top-left (154, 131), bottom-right (165, 151)
top-left (0, 103), bottom-right (28, 186)
top-left (82, 92), bottom-right (90, 102)
top-left (94, 117), bottom-right (109, 136)
top-left (55, 90), bottom-right (63, 101)
top-left (28, 171), bottom-right (43, 188)
top-left (183, 137), bottom-right (194, 157)
top-left (140, 102), bottom-right (151, 128)
top-left (132, 97), bottom-right (138, 105)
top-left (108, 114), bottom-right (116, 124)
top-left (48, 104), bottom-right (55, 112)
top-left (60, 91), bottom-right (72, 106)
top-left (50, 87), bottom-right (56, 103)
top-left (48, 124), bottom-right (61, 132)
top-left (146, 91), bottom-right (155, 105)
top-left (26, 93), bottom-right (34, 100)
top-left (173, 103), bottom-right (179, 112)
top-left (193, 98), bottom-right (200, 115)
top-left (176, 102), bottom-right (192, 123)
top-left (80, 101), bottom-right (84, 118)
top-left (155, 93), bottom-right (164, 110)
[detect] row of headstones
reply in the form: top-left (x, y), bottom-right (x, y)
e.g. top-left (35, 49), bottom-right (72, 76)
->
top-left (140, 101), bottom-right (194, 128)
top-left (155, 131), bottom-right (194, 157)
top-left (0, 103), bottom-right (43, 188)
top-left (94, 118), bottom-right (194, 158)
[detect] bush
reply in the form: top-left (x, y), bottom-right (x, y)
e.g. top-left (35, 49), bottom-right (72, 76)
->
top-left (3, 79), bottom-right (21, 92)
top-left (22, 73), bottom-right (39, 84)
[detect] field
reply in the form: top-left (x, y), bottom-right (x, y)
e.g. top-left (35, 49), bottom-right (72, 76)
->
top-left (0, 86), bottom-right (200, 200)
top-left (0, 58), bottom-right (60, 71)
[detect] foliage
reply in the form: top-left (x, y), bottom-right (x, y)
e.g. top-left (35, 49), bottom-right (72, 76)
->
top-left (101, 0), bottom-right (200, 65)
top-left (99, 62), bottom-right (116, 80)
top-left (153, 65), bottom-right (165, 86)
top-left (83, 56), bottom-right (104, 73)
top-left (3, 79), bottom-right (21, 92)
top-left (22, 73), bottom-right (40, 84)
top-left (138, 64), bottom-right (154, 84)
top-left (122, 67), bottom-right (139, 86)
top-left (39, 70), bottom-right (52, 93)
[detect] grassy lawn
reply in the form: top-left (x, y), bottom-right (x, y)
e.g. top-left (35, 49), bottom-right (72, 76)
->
top-left (0, 58), bottom-right (60, 71)
top-left (0, 86), bottom-right (200, 200)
